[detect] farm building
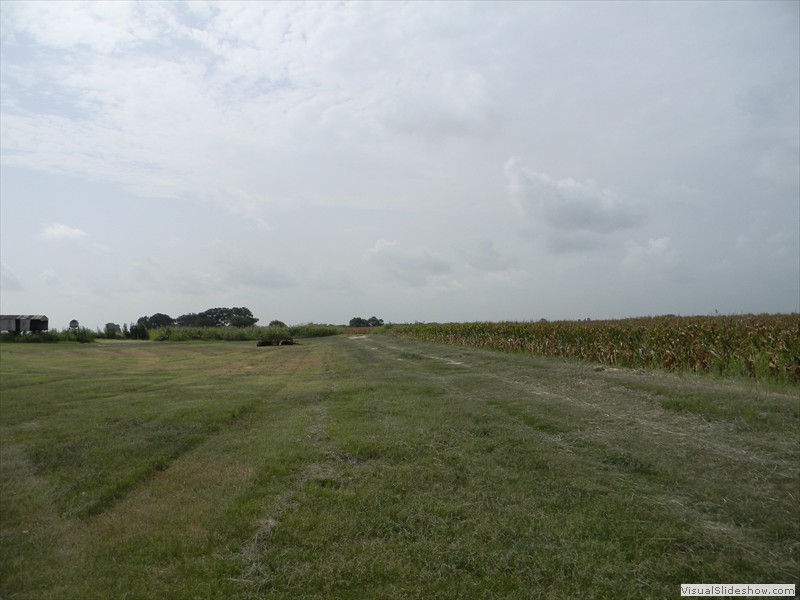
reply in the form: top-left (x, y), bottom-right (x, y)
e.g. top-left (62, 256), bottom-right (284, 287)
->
top-left (0, 315), bottom-right (49, 334)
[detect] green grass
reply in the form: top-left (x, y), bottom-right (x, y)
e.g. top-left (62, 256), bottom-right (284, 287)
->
top-left (1, 337), bottom-right (797, 598)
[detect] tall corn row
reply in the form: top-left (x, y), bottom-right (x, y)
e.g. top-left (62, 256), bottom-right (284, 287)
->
top-left (390, 315), bottom-right (800, 382)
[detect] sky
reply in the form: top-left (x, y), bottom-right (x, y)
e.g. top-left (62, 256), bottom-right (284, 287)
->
top-left (1, 1), bottom-right (798, 330)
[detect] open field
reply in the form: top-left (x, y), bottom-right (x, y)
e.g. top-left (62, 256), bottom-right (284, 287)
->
top-left (1, 336), bottom-right (798, 598)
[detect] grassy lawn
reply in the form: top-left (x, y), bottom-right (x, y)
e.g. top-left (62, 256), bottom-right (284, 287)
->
top-left (1, 336), bottom-right (797, 598)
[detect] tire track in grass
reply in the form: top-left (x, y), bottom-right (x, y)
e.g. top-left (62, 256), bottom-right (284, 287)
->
top-left (92, 344), bottom-right (319, 519)
top-left (92, 340), bottom-right (342, 597)
top-left (236, 348), bottom-right (383, 592)
top-left (237, 402), bottom-right (334, 589)
top-left (370, 334), bottom-right (800, 585)
top-left (1, 341), bottom-right (338, 599)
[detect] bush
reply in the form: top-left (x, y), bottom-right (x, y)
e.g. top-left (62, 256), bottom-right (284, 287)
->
top-left (149, 324), bottom-right (342, 342)
top-left (289, 324), bottom-right (341, 338)
top-left (258, 327), bottom-right (292, 345)
top-left (103, 323), bottom-right (122, 339)
top-left (0, 328), bottom-right (97, 343)
top-left (66, 327), bottom-right (95, 343)
top-left (1, 332), bottom-right (61, 343)
top-left (349, 316), bottom-right (384, 327)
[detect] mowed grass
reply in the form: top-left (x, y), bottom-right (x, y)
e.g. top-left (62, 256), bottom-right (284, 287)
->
top-left (0, 336), bottom-right (797, 599)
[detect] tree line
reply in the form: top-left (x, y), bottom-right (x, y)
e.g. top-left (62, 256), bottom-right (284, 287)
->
top-left (139, 307), bottom-right (260, 329)
top-left (101, 309), bottom-right (387, 340)
top-left (104, 307), bottom-right (261, 339)
top-left (349, 316), bottom-right (384, 327)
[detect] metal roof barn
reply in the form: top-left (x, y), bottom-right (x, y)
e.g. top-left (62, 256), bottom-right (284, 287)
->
top-left (0, 315), bottom-right (49, 333)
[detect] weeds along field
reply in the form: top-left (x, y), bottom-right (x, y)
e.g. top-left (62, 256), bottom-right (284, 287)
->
top-left (0, 325), bottom-right (342, 344)
top-left (390, 314), bottom-right (800, 382)
top-left (0, 336), bottom-right (798, 598)
top-left (150, 324), bottom-right (341, 342)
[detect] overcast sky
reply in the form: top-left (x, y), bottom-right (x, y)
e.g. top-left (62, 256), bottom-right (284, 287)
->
top-left (1, 1), bottom-right (798, 330)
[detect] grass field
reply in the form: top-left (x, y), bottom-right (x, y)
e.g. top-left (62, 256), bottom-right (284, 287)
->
top-left (1, 336), bottom-right (798, 598)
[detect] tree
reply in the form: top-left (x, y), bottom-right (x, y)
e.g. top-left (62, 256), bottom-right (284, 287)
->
top-left (73, 326), bottom-right (94, 344)
top-left (228, 307), bottom-right (258, 328)
top-left (148, 313), bottom-right (174, 328)
top-left (195, 309), bottom-right (220, 327)
top-left (104, 323), bottom-right (121, 339)
top-left (176, 313), bottom-right (200, 327)
top-left (269, 320), bottom-right (287, 328)
top-left (175, 307), bottom-right (258, 328)
top-left (128, 322), bottom-right (149, 340)
top-left (349, 316), bottom-right (383, 327)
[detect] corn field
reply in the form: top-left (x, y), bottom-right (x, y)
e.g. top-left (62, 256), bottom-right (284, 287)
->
top-left (390, 315), bottom-right (800, 382)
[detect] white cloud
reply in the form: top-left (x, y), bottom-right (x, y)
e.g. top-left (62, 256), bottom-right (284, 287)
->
top-left (0, 1), bottom-right (507, 221)
top-left (366, 240), bottom-right (452, 287)
top-left (755, 140), bottom-right (800, 187)
top-left (219, 188), bottom-right (272, 232)
top-left (38, 269), bottom-right (61, 285)
top-left (504, 158), bottom-right (648, 253)
top-left (381, 70), bottom-right (497, 141)
top-left (505, 158), bottom-right (645, 234)
top-left (365, 239), bottom-right (398, 257)
top-left (1, 2), bottom-right (798, 326)
top-left (3, 1), bottom-right (141, 54)
top-left (1, 261), bottom-right (23, 291)
top-left (621, 237), bottom-right (680, 276)
top-left (41, 223), bottom-right (87, 240)
top-left (460, 240), bottom-right (515, 272)
top-left (212, 243), bottom-right (296, 290)
top-left (129, 256), bottom-right (221, 297)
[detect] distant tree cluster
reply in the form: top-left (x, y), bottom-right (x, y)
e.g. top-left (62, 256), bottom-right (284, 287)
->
top-left (136, 307), bottom-right (259, 329)
top-left (127, 322), bottom-right (149, 340)
top-left (137, 313), bottom-right (174, 329)
top-left (349, 316), bottom-right (384, 327)
top-left (101, 322), bottom-right (146, 340)
top-left (104, 323), bottom-right (121, 338)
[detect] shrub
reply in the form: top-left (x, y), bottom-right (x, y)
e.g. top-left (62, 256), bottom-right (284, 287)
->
top-left (0, 332), bottom-right (61, 343)
top-left (258, 327), bottom-right (292, 345)
top-left (149, 324), bottom-right (342, 342)
top-left (289, 324), bottom-right (341, 338)
top-left (68, 327), bottom-right (95, 343)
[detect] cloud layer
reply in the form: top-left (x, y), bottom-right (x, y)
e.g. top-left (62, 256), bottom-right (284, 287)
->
top-left (504, 158), bottom-right (648, 253)
top-left (1, 2), bottom-right (797, 328)
top-left (41, 223), bottom-right (88, 240)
